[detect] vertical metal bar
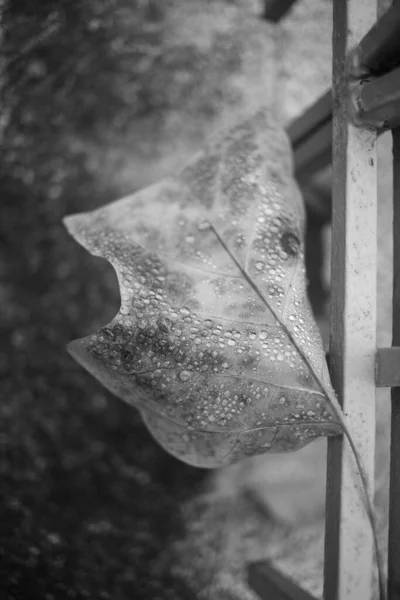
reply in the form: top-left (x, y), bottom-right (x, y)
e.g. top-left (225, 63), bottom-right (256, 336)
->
top-left (388, 128), bottom-right (400, 600)
top-left (324, 1), bottom-right (378, 599)
top-left (388, 0), bottom-right (400, 587)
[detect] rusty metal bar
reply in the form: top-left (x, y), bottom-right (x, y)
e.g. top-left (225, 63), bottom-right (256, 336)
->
top-left (248, 562), bottom-right (317, 600)
top-left (387, 127), bottom-right (400, 600)
top-left (323, 1), bottom-right (378, 600)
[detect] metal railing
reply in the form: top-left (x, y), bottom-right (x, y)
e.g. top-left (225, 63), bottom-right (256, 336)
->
top-left (248, 2), bottom-right (400, 599)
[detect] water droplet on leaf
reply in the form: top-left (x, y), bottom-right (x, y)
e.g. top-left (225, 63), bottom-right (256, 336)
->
top-left (179, 370), bottom-right (192, 381)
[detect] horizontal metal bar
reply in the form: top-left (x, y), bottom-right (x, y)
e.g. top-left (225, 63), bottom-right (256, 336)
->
top-left (288, 90), bottom-right (332, 148)
top-left (293, 119), bottom-right (332, 178)
top-left (350, 67), bottom-right (400, 130)
top-left (263, 0), bottom-right (298, 22)
top-left (248, 562), bottom-right (317, 600)
top-left (376, 347), bottom-right (400, 387)
top-left (351, 3), bottom-right (400, 77)
top-left (287, 91), bottom-right (332, 178)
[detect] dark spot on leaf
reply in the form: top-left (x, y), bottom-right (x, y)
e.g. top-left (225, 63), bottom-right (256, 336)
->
top-left (112, 324), bottom-right (124, 337)
top-left (102, 328), bottom-right (115, 341)
top-left (121, 350), bottom-right (133, 361)
top-left (91, 346), bottom-right (102, 357)
top-left (239, 354), bottom-right (257, 369)
top-left (122, 328), bottom-right (134, 341)
top-left (136, 331), bottom-right (146, 344)
top-left (157, 318), bottom-right (170, 333)
top-left (281, 231), bottom-right (300, 256)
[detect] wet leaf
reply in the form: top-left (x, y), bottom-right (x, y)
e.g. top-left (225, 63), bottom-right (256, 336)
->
top-left (64, 110), bottom-right (342, 468)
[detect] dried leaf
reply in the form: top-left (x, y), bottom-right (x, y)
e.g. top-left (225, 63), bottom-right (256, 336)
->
top-left (64, 110), bottom-right (342, 468)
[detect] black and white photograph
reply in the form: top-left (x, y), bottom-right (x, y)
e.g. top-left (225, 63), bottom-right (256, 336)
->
top-left (1, 1), bottom-right (399, 599)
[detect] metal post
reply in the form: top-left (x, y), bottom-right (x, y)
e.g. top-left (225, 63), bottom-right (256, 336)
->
top-left (324, 1), bottom-right (378, 599)
top-left (387, 127), bottom-right (400, 600)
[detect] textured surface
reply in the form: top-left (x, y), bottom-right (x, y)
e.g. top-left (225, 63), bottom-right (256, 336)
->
top-left (18, 0), bottom-right (276, 196)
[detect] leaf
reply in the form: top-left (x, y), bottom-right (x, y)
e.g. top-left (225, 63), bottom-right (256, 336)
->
top-left (64, 110), bottom-right (342, 468)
